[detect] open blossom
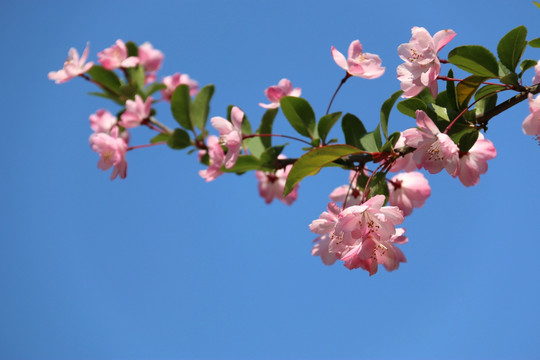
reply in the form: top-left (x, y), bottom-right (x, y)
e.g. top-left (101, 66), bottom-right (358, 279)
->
top-left (310, 202), bottom-right (341, 266)
top-left (210, 106), bottom-right (244, 169)
top-left (523, 93), bottom-right (540, 136)
top-left (138, 42), bottom-right (163, 72)
top-left (403, 110), bottom-right (459, 175)
top-left (97, 39), bottom-right (139, 70)
top-left (48, 43), bottom-right (94, 83)
top-left (532, 60), bottom-right (540, 85)
top-left (454, 133), bottom-right (496, 187)
top-left (389, 133), bottom-right (418, 172)
top-left (329, 171), bottom-right (363, 208)
top-left (161, 73), bottom-right (199, 101)
top-left (259, 79), bottom-right (301, 109)
top-left (199, 135), bottom-right (225, 182)
top-left (397, 27), bottom-right (456, 98)
top-left (388, 171), bottom-right (431, 216)
top-left (89, 109), bottom-right (116, 133)
top-left (331, 40), bottom-right (385, 79)
top-left (89, 126), bottom-right (128, 180)
top-left (255, 156), bottom-right (299, 205)
top-left (119, 95), bottom-right (152, 129)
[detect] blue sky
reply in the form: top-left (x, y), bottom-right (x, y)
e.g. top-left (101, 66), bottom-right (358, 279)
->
top-left (1, 1), bottom-right (539, 359)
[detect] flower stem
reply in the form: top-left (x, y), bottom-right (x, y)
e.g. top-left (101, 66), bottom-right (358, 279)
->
top-left (127, 141), bottom-right (167, 151)
top-left (148, 117), bottom-right (173, 134)
top-left (243, 133), bottom-right (313, 146)
top-left (326, 73), bottom-right (351, 115)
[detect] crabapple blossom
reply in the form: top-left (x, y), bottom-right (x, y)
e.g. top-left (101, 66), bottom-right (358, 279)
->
top-left (523, 93), bottom-right (540, 136)
top-left (329, 171), bottom-right (363, 208)
top-left (388, 171), bottom-right (431, 216)
top-left (119, 95), bottom-right (153, 129)
top-left (89, 109), bottom-right (116, 133)
top-left (397, 27), bottom-right (456, 98)
top-left (210, 106), bottom-right (244, 169)
top-left (403, 110), bottom-right (459, 175)
top-left (97, 39), bottom-right (139, 70)
top-left (532, 60), bottom-right (540, 85)
top-left (48, 43), bottom-right (94, 84)
top-left (454, 133), bottom-right (497, 187)
top-left (138, 42), bottom-right (164, 72)
top-left (258, 79), bottom-right (301, 109)
top-left (331, 40), bottom-right (385, 79)
top-left (389, 133), bottom-right (418, 173)
top-left (255, 156), bottom-right (299, 205)
top-left (161, 73), bottom-right (199, 101)
top-left (198, 135), bottom-right (225, 182)
top-left (89, 126), bottom-right (128, 180)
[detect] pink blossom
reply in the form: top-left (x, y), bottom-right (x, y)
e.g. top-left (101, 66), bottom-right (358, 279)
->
top-left (198, 135), bottom-right (225, 182)
top-left (329, 171), bottom-right (363, 208)
top-left (89, 126), bottom-right (128, 180)
top-left (145, 72), bottom-right (157, 85)
top-left (397, 27), bottom-right (456, 98)
top-left (388, 171), bottom-right (431, 216)
top-left (161, 73), bottom-right (199, 101)
top-left (210, 106), bottom-right (244, 169)
top-left (119, 95), bottom-right (153, 129)
top-left (389, 133), bottom-right (418, 172)
top-left (259, 79), bottom-right (301, 109)
top-left (331, 40), bottom-right (385, 79)
top-left (403, 110), bottom-right (459, 175)
top-left (532, 60), bottom-right (540, 85)
top-left (255, 156), bottom-right (299, 205)
top-left (523, 93), bottom-right (540, 136)
top-left (97, 39), bottom-right (139, 70)
top-left (89, 109), bottom-right (116, 133)
top-left (48, 43), bottom-right (94, 83)
top-left (454, 133), bottom-right (496, 187)
top-left (310, 202), bottom-right (341, 266)
top-left (138, 42), bottom-right (163, 72)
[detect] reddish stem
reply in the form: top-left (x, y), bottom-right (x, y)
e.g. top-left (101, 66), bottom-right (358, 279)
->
top-left (326, 73), bottom-right (351, 115)
top-left (127, 141), bottom-right (166, 151)
top-left (243, 133), bottom-right (313, 146)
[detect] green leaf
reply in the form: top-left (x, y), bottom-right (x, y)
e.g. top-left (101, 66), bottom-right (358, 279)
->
top-left (119, 84), bottom-right (139, 99)
top-left (126, 65), bottom-right (145, 90)
top-left (144, 83), bottom-right (167, 97)
top-left (497, 26), bottom-right (528, 72)
top-left (260, 145), bottom-right (285, 166)
top-left (317, 112), bottom-right (342, 144)
top-left (474, 84), bottom-right (500, 116)
top-left (534, 1), bottom-right (540, 9)
top-left (359, 125), bottom-right (382, 152)
top-left (223, 155), bottom-right (262, 173)
top-left (167, 128), bottom-right (191, 149)
top-left (150, 133), bottom-right (169, 144)
top-left (446, 69), bottom-right (458, 110)
top-left (448, 45), bottom-right (499, 77)
top-left (430, 104), bottom-right (450, 122)
top-left (170, 85), bottom-right (192, 130)
top-left (456, 75), bottom-right (489, 109)
top-left (284, 145), bottom-right (364, 195)
top-left (341, 113), bottom-right (366, 148)
top-left (397, 98), bottom-right (427, 118)
top-left (258, 108), bottom-right (278, 148)
top-left (125, 41), bottom-right (139, 57)
top-left (380, 90), bottom-right (403, 140)
top-left (500, 73), bottom-right (519, 85)
top-left (458, 129), bottom-right (479, 153)
top-left (528, 37), bottom-right (540, 48)
top-left (365, 172), bottom-right (389, 201)
top-left (449, 126), bottom-right (477, 153)
top-left (380, 131), bottom-right (401, 153)
top-left (280, 96), bottom-right (316, 139)
top-left (519, 59), bottom-right (538, 78)
top-left (86, 65), bottom-right (122, 95)
top-left (191, 84), bottom-right (215, 130)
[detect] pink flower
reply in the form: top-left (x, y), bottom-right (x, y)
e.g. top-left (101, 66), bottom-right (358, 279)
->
top-left (331, 40), bottom-right (385, 79)
top-left (403, 110), bottom-right (459, 175)
top-left (145, 72), bottom-right (157, 85)
top-left (454, 133), bottom-right (497, 187)
top-left (161, 73), bottom-right (199, 101)
top-left (389, 133), bottom-right (418, 172)
top-left (388, 171), bottom-right (431, 216)
top-left (198, 135), bottom-right (225, 182)
top-left (255, 156), bottom-right (299, 205)
top-left (397, 27), bottom-right (456, 98)
top-left (119, 95), bottom-right (153, 129)
top-left (259, 79), bottom-right (301, 109)
top-left (329, 171), bottom-right (363, 208)
top-left (89, 109), bottom-right (116, 133)
top-left (97, 39), bottom-right (139, 70)
top-left (310, 202), bottom-right (341, 266)
top-left (48, 43), bottom-right (94, 83)
top-left (210, 106), bottom-right (244, 169)
top-left (138, 42), bottom-right (163, 72)
top-left (89, 126), bottom-right (128, 180)
top-left (523, 93), bottom-right (540, 136)
top-left (532, 60), bottom-right (540, 85)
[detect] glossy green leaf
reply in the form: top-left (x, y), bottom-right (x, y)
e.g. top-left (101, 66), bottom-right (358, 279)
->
top-left (380, 90), bottom-right (403, 140)
top-left (317, 112), bottom-right (342, 144)
top-left (125, 41), bottom-right (139, 57)
top-left (456, 76), bottom-right (488, 109)
top-left (449, 126), bottom-right (477, 152)
top-left (430, 104), bottom-right (450, 122)
top-left (448, 45), bottom-right (499, 77)
top-left (359, 125), bottom-right (382, 152)
top-left (529, 38), bottom-right (540, 48)
top-left (258, 108), bottom-right (278, 148)
top-left (260, 145), bottom-right (285, 166)
top-left (170, 85), bottom-right (192, 130)
top-left (143, 82), bottom-right (167, 97)
top-left (500, 73), bottom-right (519, 85)
top-left (497, 26), bottom-right (527, 72)
top-left (167, 128), bottom-right (191, 149)
top-left (86, 65), bottom-right (122, 95)
top-left (150, 133), bottom-right (169, 144)
top-left (519, 59), bottom-right (538, 78)
top-left (474, 84), bottom-right (501, 115)
top-left (119, 84), bottom-right (138, 98)
top-left (397, 98), bottom-right (427, 118)
top-left (280, 96), bottom-right (316, 139)
top-left (126, 65), bottom-right (145, 90)
top-left (284, 145), bottom-right (364, 195)
top-left (223, 155), bottom-right (262, 173)
top-left (191, 84), bottom-right (214, 130)
top-left (341, 113), bottom-right (366, 148)
top-left (458, 129), bottom-right (479, 153)
top-left (380, 131), bottom-right (401, 153)
top-left (365, 172), bottom-right (389, 201)
top-left (446, 69), bottom-right (458, 110)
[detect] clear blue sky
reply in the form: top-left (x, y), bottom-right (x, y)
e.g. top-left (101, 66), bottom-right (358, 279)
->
top-left (1, 1), bottom-right (539, 359)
